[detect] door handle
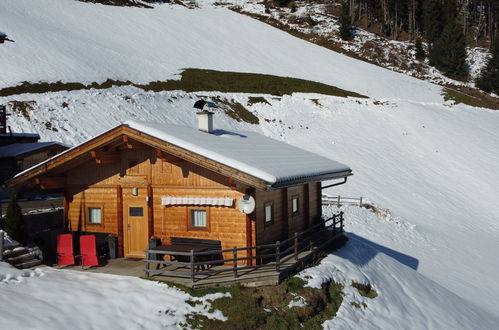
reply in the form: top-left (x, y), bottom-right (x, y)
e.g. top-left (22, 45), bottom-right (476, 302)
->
top-left (128, 224), bottom-right (131, 229)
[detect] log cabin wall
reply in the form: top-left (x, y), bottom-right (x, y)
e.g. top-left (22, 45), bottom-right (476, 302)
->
top-left (64, 140), bottom-right (251, 259)
top-left (60, 136), bottom-right (323, 260)
top-left (66, 186), bottom-right (119, 235)
top-left (254, 188), bottom-right (285, 245)
top-left (309, 182), bottom-right (322, 223)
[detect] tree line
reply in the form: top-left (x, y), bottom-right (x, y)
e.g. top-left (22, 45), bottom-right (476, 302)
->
top-left (336, 0), bottom-right (498, 90)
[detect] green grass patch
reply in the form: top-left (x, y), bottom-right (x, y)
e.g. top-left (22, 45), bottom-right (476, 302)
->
top-left (351, 281), bottom-right (378, 299)
top-left (0, 69), bottom-right (367, 100)
top-left (351, 301), bottom-right (368, 309)
top-left (185, 279), bottom-right (344, 330)
top-left (442, 87), bottom-right (499, 110)
top-left (247, 96), bottom-right (270, 106)
top-left (211, 96), bottom-right (260, 125)
top-left (149, 69), bottom-right (367, 98)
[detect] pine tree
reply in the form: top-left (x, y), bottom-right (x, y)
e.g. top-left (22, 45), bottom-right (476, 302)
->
top-left (5, 192), bottom-right (26, 245)
top-left (423, 0), bottom-right (443, 47)
top-left (338, 0), bottom-right (352, 41)
top-left (432, 20), bottom-right (468, 79)
top-left (415, 38), bottom-right (426, 61)
top-left (476, 42), bottom-right (499, 94)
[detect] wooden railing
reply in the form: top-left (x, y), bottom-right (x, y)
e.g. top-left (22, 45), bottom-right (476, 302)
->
top-left (144, 212), bottom-right (344, 283)
top-left (322, 195), bottom-right (364, 207)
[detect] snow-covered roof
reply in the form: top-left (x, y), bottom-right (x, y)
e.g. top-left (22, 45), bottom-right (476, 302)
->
top-left (0, 142), bottom-right (66, 158)
top-left (125, 120), bottom-right (352, 187)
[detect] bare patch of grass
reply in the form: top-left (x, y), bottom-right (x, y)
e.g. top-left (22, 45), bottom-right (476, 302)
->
top-left (247, 96), bottom-right (270, 106)
top-left (185, 279), bottom-right (343, 330)
top-left (442, 87), bottom-right (499, 110)
top-left (211, 96), bottom-right (260, 124)
top-left (351, 281), bottom-right (378, 299)
top-left (8, 100), bottom-right (36, 121)
top-left (0, 69), bottom-right (366, 101)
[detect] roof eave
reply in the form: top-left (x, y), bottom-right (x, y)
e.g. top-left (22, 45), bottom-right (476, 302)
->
top-left (268, 170), bottom-right (353, 190)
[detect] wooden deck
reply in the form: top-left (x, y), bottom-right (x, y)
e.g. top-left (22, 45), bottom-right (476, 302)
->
top-left (60, 213), bottom-right (345, 288)
top-left (62, 233), bottom-right (344, 288)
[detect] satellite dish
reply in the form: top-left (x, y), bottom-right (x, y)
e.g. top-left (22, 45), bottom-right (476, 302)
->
top-left (238, 195), bottom-right (255, 214)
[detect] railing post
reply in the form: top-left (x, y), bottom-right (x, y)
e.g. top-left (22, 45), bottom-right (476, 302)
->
top-left (340, 212), bottom-right (344, 231)
top-left (190, 249), bottom-right (195, 283)
top-left (233, 246), bottom-right (238, 278)
top-left (309, 239), bottom-right (313, 251)
top-left (337, 195), bottom-right (341, 206)
top-left (359, 197), bottom-right (363, 207)
top-left (275, 241), bottom-right (280, 272)
top-left (144, 250), bottom-right (150, 279)
top-left (294, 232), bottom-right (299, 261)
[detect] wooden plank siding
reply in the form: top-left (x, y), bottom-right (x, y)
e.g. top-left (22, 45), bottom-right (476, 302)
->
top-left (33, 133), bottom-right (323, 262)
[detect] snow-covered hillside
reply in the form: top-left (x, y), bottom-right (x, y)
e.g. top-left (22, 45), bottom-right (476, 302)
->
top-left (0, 0), bottom-right (443, 102)
top-left (1, 0), bottom-right (499, 327)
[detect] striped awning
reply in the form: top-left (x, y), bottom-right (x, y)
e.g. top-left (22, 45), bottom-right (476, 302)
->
top-left (161, 196), bottom-right (234, 207)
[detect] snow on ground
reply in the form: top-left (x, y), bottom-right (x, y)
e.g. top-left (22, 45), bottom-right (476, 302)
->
top-left (1, 0), bottom-right (499, 326)
top-left (211, 0), bottom-right (491, 86)
top-left (2, 87), bottom-right (499, 320)
top-left (0, 261), bottom-right (228, 329)
top-left (298, 207), bottom-right (499, 329)
top-left (0, 0), bottom-right (443, 101)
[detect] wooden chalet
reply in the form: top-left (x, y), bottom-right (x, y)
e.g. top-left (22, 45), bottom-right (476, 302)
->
top-left (9, 112), bottom-right (352, 263)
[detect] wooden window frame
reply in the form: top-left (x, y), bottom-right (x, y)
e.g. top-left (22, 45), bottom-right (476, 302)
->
top-left (86, 204), bottom-right (104, 227)
top-left (291, 195), bottom-right (300, 215)
top-left (264, 201), bottom-right (274, 227)
top-left (187, 207), bottom-right (210, 231)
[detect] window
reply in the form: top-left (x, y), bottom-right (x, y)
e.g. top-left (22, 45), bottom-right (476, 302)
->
top-left (190, 209), bottom-right (207, 229)
top-left (88, 207), bottom-right (102, 224)
top-left (292, 195), bottom-right (299, 215)
top-left (264, 202), bottom-right (273, 224)
top-left (129, 207), bottom-right (143, 217)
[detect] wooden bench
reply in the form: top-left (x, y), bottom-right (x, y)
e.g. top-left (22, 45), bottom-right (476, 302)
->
top-left (170, 237), bottom-right (223, 267)
top-left (170, 237), bottom-right (222, 250)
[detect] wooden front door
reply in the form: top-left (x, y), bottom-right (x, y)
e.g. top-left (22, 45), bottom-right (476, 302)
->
top-left (124, 202), bottom-right (149, 258)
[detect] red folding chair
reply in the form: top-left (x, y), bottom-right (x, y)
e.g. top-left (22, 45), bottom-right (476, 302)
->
top-left (80, 235), bottom-right (99, 268)
top-left (57, 233), bottom-right (75, 266)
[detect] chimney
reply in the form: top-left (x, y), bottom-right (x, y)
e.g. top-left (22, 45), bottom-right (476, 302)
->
top-left (196, 111), bottom-right (214, 134)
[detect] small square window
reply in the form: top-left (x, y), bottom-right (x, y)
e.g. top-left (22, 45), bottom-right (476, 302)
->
top-left (129, 207), bottom-right (143, 217)
top-left (88, 207), bottom-right (102, 224)
top-left (292, 196), bottom-right (299, 214)
top-left (190, 209), bottom-right (207, 228)
top-left (264, 202), bottom-right (273, 223)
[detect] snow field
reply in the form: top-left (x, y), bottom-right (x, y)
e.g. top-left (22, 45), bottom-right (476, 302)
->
top-left (0, 262), bottom-right (229, 329)
top-left (2, 87), bottom-right (499, 320)
top-left (0, 0), bottom-right (443, 101)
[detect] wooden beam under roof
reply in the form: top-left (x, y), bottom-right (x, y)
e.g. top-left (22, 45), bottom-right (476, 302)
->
top-left (34, 177), bottom-right (66, 190)
top-left (90, 150), bottom-right (121, 164)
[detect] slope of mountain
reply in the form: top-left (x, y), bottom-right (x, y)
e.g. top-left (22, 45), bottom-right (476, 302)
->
top-left (0, 0), bottom-right (442, 101)
top-left (1, 0), bottom-right (499, 326)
